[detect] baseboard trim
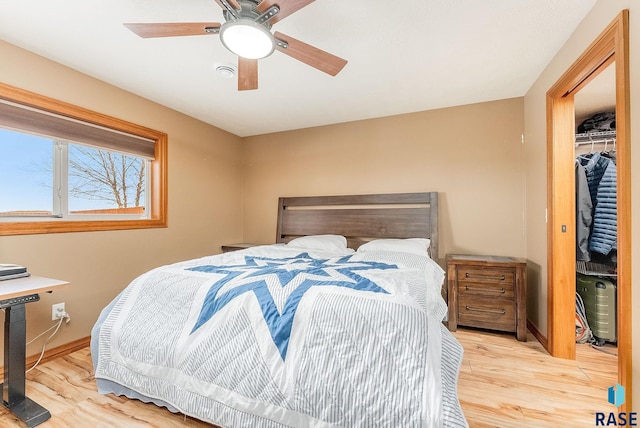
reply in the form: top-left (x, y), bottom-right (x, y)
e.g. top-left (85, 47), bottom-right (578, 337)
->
top-left (527, 319), bottom-right (548, 352)
top-left (0, 336), bottom-right (91, 378)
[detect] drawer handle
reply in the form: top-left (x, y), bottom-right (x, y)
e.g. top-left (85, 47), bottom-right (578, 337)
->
top-left (465, 305), bottom-right (506, 315)
top-left (465, 286), bottom-right (506, 293)
top-left (465, 273), bottom-right (506, 281)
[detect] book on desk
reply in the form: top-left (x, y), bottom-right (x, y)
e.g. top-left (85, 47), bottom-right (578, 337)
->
top-left (0, 264), bottom-right (30, 281)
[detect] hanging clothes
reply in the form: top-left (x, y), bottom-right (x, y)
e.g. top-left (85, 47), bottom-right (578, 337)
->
top-left (580, 152), bottom-right (609, 203)
top-left (575, 159), bottom-right (592, 261)
top-left (575, 151), bottom-right (618, 258)
top-left (589, 158), bottom-right (617, 255)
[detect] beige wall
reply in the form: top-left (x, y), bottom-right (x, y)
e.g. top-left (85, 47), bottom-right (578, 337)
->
top-left (242, 98), bottom-right (527, 260)
top-left (524, 1), bottom-right (639, 408)
top-left (0, 40), bottom-right (244, 360)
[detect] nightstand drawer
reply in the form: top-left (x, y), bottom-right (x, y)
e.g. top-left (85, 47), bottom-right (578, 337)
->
top-left (458, 278), bottom-right (514, 299)
top-left (458, 295), bottom-right (515, 331)
top-left (457, 267), bottom-right (515, 285)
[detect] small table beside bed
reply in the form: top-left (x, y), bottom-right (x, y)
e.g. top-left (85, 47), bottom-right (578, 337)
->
top-left (91, 192), bottom-right (468, 427)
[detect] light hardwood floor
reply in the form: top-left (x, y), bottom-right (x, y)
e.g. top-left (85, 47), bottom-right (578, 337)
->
top-left (0, 329), bottom-right (617, 427)
top-left (453, 328), bottom-right (617, 427)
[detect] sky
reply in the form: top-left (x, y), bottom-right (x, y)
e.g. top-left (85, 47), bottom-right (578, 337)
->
top-left (0, 128), bottom-right (53, 212)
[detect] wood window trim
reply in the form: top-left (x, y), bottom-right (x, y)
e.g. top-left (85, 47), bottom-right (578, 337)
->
top-left (0, 82), bottom-right (168, 236)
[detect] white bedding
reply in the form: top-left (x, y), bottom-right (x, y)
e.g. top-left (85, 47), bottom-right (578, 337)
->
top-left (92, 244), bottom-right (467, 427)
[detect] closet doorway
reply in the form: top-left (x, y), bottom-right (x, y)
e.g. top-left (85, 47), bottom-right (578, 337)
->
top-left (574, 64), bottom-right (617, 361)
top-left (546, 11), bottom-right (631, 409)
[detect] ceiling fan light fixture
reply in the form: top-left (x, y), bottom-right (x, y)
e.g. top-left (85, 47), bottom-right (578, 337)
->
top-left (220, 18), bottom-right (275, 59)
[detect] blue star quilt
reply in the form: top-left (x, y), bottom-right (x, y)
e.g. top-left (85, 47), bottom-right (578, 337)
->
top-left (93, 244), bottom-right (467, 427)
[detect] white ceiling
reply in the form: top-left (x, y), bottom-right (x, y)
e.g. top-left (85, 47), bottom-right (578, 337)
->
top-left (0, 0), bottom-right (597, 137)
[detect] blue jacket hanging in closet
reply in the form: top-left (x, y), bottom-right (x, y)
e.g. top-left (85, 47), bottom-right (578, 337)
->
top-left (579, 152), bottom-right (617, 255)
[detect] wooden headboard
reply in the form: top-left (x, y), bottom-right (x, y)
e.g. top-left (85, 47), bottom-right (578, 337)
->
top-left (275, 192), bottom-right (439, 260)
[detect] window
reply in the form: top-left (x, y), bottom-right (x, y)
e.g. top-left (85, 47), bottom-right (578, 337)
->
top-left (0, 134), bottom-right (149, 218)
top-left (0, 82), bottom-right (167, 236)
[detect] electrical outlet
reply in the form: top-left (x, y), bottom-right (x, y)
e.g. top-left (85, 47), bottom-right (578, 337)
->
top-left (52, 302), bottom-right (65, 320)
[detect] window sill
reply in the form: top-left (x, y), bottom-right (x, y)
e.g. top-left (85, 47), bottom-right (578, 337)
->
top-left (0, 218), bottom-right (167, 236)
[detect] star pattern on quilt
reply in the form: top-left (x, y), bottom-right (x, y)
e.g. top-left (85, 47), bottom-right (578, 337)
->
top-left (188, 253), bottom-right (397, 359)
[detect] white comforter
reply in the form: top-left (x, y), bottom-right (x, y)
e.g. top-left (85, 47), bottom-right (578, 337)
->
top-left (92, 245), bottom-right (467, 427)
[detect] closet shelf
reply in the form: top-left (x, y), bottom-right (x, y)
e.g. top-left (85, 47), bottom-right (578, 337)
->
top-left (576, 261), bottom-right (617, 278)
top-left (575, 130), bottom-right (617, 146)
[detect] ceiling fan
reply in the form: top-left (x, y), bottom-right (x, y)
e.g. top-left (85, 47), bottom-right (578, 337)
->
top-left (124, 0), bottom-right (348, 91)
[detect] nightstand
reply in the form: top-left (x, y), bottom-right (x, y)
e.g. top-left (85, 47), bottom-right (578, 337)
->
top-left (446, 254), bottom-right (527, 341)
top-left (221, 243), bottom-right (258, 253)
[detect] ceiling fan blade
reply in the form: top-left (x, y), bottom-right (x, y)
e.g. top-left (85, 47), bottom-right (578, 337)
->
top-left (257, 0), bottom-right (315, 24)
top-left (124, 22), bottom-right (221, 38)
top-left (274, 32), bottom-right (347, 76)
top-left (238, 57), bottom-right (258, 91)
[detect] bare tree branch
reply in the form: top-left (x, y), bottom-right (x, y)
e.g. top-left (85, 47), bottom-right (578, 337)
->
top-left (68, 145), bottom-right (145, 208)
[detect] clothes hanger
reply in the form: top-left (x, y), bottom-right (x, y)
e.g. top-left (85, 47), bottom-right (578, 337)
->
top-left (576, 134), bottom-right (597, 162)
top-left (600, 139), bottom-right (612, 159)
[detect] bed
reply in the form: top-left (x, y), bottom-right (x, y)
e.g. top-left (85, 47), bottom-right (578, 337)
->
top-left (91, 192), bottom-right (468, 427)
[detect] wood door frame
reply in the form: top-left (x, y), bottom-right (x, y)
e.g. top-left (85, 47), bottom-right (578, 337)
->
top-left (546, 10), bottom-right (631, 409)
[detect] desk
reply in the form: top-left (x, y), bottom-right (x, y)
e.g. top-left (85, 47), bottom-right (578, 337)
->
top-left (0, 276), bottom-right (68, 427)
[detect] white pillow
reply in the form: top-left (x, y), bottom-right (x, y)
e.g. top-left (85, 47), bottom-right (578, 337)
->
top-left (286, 234), bottom-right (349, 252)
top-left (357, 238), bottom-right (431, 258)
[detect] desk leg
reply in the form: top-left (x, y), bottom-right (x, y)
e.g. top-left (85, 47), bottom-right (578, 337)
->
top-left (2, 304), bottom-right (51, 427)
